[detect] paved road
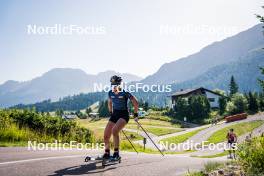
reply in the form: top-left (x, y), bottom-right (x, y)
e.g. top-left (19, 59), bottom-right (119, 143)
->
top-left (0, 147), bottom-right (226, 176)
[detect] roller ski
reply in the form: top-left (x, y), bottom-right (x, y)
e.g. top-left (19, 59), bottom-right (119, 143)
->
top-left (84, 154), bottom-right (121, 167)
top-left (102, 155), bottom-right (121, 167)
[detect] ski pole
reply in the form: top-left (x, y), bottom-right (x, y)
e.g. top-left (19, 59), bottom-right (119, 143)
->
top-left (135, 120), bottom-right (164, 156)
top-left (122, 130), bottom-right (138, 154)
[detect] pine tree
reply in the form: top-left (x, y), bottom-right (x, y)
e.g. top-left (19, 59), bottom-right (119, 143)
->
top-left (98, 100), bottom-right (109, 117)
top-left (229, 75), bottom-right (239, 96)
top-left (86, 107), bottom-right (92, 115)
top-left (219, 96), bottom-right (227, 115)
top-left (143, 102), bottom-right (149, 111)
top-left (247, 92), bottom-right (259, 113)
top-left (258, 67), bottom-right (264, 92)
top-left (258, 92), bottom-right (264, 111)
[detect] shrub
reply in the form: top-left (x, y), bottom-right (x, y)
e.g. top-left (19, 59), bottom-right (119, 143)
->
top-left (237, 136), bottom-right (264, 175)
top-left (226, 93), bottom-right (247, 115)
top-left (226, 101), bottom-right (236, 115)
top-left (146, 110), bottom-right (172, 122)
top-left (0, 110), bottom-right (12, 129)
top-left (203, 161), bottom-right (223, 173)
top-left (0, 109), bottom-right (94, 144)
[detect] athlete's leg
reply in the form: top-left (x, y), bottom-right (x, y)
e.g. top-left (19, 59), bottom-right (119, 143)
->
top-left (231, 143), bottom-right (236, 159)
top-left (112, 118), bottom-right (127, 152)
top-left (228, 142), bottom-right (232, 158)
top-left (104, 121), bottom-right (115, 156)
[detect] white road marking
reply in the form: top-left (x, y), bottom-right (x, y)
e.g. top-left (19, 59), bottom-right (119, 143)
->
top-left (0, 155), bottom-right (84, 165)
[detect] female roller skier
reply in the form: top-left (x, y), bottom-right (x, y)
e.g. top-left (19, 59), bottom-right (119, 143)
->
top-left (103, 75), bottom-right (139, 160)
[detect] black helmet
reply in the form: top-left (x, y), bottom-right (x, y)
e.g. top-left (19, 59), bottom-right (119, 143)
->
top-left (110, 75), bottom-right (122, 85)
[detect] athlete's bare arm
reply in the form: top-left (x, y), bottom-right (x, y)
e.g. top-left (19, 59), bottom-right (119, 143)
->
top-left (130, 96), bottom-right (139, 113)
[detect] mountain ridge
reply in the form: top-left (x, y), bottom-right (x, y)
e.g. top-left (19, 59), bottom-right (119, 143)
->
top-left (0, 68), bottom-right (142, 107)
top-left (171, 47), bottom-right (264, 93)
top-left (142, 23), bottom-right (264, 84)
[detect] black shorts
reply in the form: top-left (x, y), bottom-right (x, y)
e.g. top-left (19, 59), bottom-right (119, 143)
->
top-left (109, 110), bottom-right (129, 123)
top-left (228, 141), bottom-right (236, 149)
top-left (228, 140), bottom-right (234, 144)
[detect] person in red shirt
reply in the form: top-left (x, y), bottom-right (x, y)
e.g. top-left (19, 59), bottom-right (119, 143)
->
top-left (226, 128), bottom-right (237, 159)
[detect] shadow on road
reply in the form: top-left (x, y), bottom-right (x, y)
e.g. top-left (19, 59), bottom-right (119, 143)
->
top-left (48, 162), bottom-right (117, 176)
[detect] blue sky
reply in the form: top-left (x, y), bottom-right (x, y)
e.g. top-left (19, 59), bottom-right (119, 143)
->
top-left (0, 0), bottom-right (263, 84)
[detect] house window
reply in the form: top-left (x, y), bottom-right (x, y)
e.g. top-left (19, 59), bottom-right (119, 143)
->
top-left (208, 98), bottom-right (215, 102)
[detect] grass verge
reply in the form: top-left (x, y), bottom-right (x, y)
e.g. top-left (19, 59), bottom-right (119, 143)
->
top-left (140, 127), bottom-right (183, 136)
top-left (120, 141), bottom-right (195, 154)
top-left (77, 118), bottom-right (184, 139)
top-left (159, 127), bottom-right (207, 144)
top-left (191, 150), bottom-right (229, 158)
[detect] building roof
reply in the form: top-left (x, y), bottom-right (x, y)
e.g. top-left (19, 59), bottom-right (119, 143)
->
top-left (89, 112), bottom-right (99, 115)
top-left (62, 114), bottom-right (77, 119)
top-left (171, 87), bottom-right (224, 97)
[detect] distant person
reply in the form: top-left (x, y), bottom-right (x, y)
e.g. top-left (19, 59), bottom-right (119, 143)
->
top-left (211, 118), bottom-right (216, 126)
top-left (103, 75), bottom-right (139, 160)
top-left (211, 115), bottom-right (219, 126)
top-left (215, 115), bottom-right (220, 125)
top-left (245, 134), bottom-right (252, 144)
top-left (226, 128), bottom-right (237, 159)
